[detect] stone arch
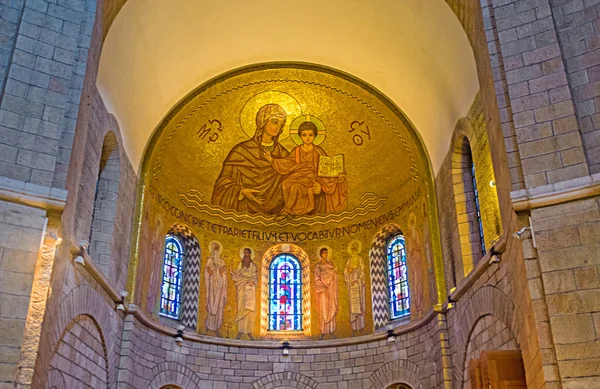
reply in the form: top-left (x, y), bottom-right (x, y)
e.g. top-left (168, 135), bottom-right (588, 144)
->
top-left (369, 359), bottom-right (424, 389)
top-left (449, 285), bottom-right (517, 387)
top-left (260, 244), bottom-right (312, 337)
top-left (50, 314), bottom-right (109, 388)
top-left (47, 368), bottom-right (67, 389)
top-left (369, 223), bottom-right (404, 328)
top-left (462, 314), bottom-right (519, 389)
top-left (167, 223), bottom-right (201, 329)
top-left (89, 131), bottom-right (121, 279)
top-left (38, 285), bottom-right (117, 389)
top-left (148, 361), bottom-right (201, 389)
top-left (451, 119), bottom-right (483, 276)
top-left (252, 372), bottom-right (319, 389)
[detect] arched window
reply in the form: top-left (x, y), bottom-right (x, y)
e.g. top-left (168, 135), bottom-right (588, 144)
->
top-left (159, 235), bottom-right (184, 319)
top-left (268, 253), bottom-right (302, 331)
top-left (470, 159), bottom-right (486, 256)
top-left (387, 234), bottom-right (409, 319)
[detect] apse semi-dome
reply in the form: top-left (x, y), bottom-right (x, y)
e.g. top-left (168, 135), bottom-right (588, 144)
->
top-left (133, 64), bottom-right (445, 339)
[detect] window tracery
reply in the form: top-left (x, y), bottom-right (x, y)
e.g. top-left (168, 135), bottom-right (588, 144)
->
top-left (160, 234), bottom-right (184, 319)
top-left (471, 161), bottom-right (486, 256)
top-left (268, 253), bottom-right (303, 331)
top-left (387, 234), bottom-right (410, 319)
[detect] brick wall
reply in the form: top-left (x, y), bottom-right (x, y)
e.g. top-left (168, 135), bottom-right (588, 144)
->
top-left (462, 314), bottom-right (519, 389)
top-left (49, 314), bottom-right (109, 388)
top-left (116, 314), bottom-right (444, 389)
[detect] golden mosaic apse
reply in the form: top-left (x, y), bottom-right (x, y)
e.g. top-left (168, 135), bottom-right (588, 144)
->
top-left (132, 64), bottom-right (445, 339)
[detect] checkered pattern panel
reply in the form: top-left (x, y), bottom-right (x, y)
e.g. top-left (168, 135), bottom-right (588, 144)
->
top-left (369, 224), bottom-right (403, 329)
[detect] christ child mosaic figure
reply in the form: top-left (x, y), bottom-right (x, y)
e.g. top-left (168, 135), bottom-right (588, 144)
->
top-left (314, 246), bottom-right (338, 339)
top-left (265, 120), bottom-right (348, 216)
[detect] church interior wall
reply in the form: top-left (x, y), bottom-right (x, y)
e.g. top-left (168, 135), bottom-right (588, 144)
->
top-left (0, 1), bottom-right (598, 388)
top-left (115, 310), bottom-right (443, 389)
top-left (550, 0), bottom-right (600, 175)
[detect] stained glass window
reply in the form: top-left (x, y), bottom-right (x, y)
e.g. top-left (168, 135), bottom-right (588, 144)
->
top-left (268, 253), bottom-right (302, 331)
top-left (387, 234), bottom-right (410, 319)
top-left (471, 162), bottom-right (486, 256)
top-left (159, 235), bottom-right (184, 319)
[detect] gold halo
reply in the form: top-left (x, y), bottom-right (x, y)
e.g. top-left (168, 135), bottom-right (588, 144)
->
top-left (208, 240), bottom-right (223, 254)
top-left (316, 245), bottom-right (333, 259)
top-left (239, 91), bottom-right (302, 140)
top-left (239, 246), bottom-right (255, 260)
top-left (347, 239), bottom-right (362, 255)
top-left (290, 115), bottom-right (327, 146)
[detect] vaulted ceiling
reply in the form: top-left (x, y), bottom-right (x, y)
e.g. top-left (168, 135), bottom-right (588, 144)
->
top-left (97, 0), bottom-right (478, 174)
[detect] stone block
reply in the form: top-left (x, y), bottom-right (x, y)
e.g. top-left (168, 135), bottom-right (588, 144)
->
top-left (0, 144), bottom-right (17, 163)
top-left (521, 151), bottom-right (562, 174)
top-left (0, 161), bottom-right (31, 182)
top-left (543, 270), bottom-right (577, 294)
top-left (34, 56), bottom-right (72, 79)
top-left (1, 93), bottom-right (44, 118)
top-left (561, 147), bottom-right (587, 166)
top-left (559, 358), bottom-right (600, 378)
top-left (16, 149), bottom-right (56, 171)
top-left (534, 102), bottom-right (575, 122)
top-left (519, 131), bottom-right (582, 158)
top-left (578, 221), bottom-right (600, 245)
top-left (546, 289), bottom-right (600, 315)
top-left (546, 163), bottom-right (589, 183)
top-left (0, 317), bottom-right (26, 347)
top-left (15, 34), bottom-right (53, 59)
top-left (22, 7), bottom-right (63, 33)
top-left (574, 266), bottom-right (600, 289)
top-left (550, 314), bottom-right (595, 344)
top-left (28, 85), bottom-right (67, 109)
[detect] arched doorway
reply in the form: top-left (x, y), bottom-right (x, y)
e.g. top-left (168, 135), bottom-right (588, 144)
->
top-left (386, 384), bottom-right (412, 389)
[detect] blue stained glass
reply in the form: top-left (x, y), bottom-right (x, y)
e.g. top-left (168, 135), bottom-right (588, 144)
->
top-left (387, 235), bottom-right (410, 319)
top-left (159, 235), bottom-right (184, 319)
top-left (268, 254), bottom-right (302, 331)
top-left (471, 162), bottom-right (486, 256)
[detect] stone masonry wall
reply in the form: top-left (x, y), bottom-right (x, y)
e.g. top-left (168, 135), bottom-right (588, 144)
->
top-left (0, 0), bottom-right (97, 189)
top-left (551, 0), bottom-right (600, 174)
top-left (531, 195), bottom-right (600, 388)
top-left (0, 2), bottom-right (24, 99)
top-left (0, 200), bottom-right (47, 388)
top-left (49, 314), bottom-right (109, 388)
top-left (115, 314), bottom-right (443, 389)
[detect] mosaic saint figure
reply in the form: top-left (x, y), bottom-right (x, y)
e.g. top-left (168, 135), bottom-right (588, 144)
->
top-left (265, 121), bottom-right (348, 216)
top-left (406, 213), bottom-right (431, 319)
top-left (344, 240), bottom-right (366, 335)
top-left (211, 104), bottom-right (290, 214)
top-left (231, 247), bottom-right (258, 340)
top-left (205, 241), bottom-right (227, 337)
top-left (314, 246), bottom-right (338, 339)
